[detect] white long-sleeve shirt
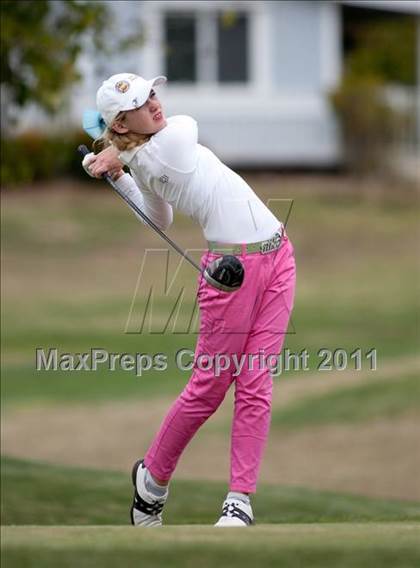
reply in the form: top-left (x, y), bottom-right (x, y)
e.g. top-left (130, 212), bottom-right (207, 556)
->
top-left (116, 115), bottom-right (280, 243)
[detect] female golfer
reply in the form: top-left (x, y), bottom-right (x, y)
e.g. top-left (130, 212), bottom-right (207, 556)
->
top-left (83, 73), bottom-right (296, 527)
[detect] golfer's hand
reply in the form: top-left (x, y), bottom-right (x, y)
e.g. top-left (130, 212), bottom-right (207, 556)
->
top-left (81, 152), bottom-right (97, 178)
top-left (85, 145), bottom-right (124, 181)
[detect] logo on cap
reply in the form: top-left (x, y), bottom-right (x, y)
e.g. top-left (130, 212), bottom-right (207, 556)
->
top-left (115, 80), bottom-right (130, 93)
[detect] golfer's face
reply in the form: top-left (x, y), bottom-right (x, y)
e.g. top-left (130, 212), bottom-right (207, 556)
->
top-left (123, 90), bottom-right (167, 135)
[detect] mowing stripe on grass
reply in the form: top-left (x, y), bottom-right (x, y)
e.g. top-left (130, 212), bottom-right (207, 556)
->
top-left (2, 457), bottom-right (420, 526)
top-left (2, 524), bottom-right (420, 568)
top-left (271, 373), bottom-right (420, 429)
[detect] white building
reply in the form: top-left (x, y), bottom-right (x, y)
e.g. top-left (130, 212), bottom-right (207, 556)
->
top-left (41, 1), bottom-right (420, 167)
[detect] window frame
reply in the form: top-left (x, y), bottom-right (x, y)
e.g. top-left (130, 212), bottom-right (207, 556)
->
top-left (140, 0), bottom-right (270, 94)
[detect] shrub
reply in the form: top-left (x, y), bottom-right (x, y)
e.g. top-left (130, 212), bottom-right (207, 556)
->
top-left (1, 130), bottom-right (94, 187)
top-left (330, 75), bottom-right (403, 176)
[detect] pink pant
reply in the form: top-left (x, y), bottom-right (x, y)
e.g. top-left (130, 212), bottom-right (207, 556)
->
top-left (144, 231), bottom-right (296, 493)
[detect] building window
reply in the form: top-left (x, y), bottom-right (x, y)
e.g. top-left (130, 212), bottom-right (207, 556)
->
top-left (164, 14), bottom-right (196, 82)
top-left (164, 11), bottom-right (249, 84)
top-left (217, 12), bottom-right (248, 83)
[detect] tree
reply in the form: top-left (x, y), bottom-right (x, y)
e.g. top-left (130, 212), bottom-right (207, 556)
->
top-left (1, 1), bottom-right (142, 124)
top-left (344, 16), bottom-right (416, 86)
top-left (330, 13), bottom-right (416, 180)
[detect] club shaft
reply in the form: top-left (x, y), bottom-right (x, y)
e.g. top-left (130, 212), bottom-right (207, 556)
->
top-left (78, 145), bottom-right (203, 273)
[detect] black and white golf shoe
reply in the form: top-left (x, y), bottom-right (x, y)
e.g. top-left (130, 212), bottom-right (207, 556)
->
top-left (214, 495), bottom-right (254, 527)
top-left (130, 460), bottom-right (168, 527)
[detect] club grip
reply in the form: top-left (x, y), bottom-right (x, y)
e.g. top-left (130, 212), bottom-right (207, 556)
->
top-left (77, 143), bottom-right (112, 182)
top-left (78, 144), bottom-right (90, 157)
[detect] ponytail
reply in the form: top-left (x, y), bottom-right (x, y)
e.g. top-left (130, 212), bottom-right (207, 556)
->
top-left (104, 128), bottom-right (151, 152)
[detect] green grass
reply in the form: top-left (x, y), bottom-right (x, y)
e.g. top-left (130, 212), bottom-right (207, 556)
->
top-left (272, 372), bottom-right (420, 429)
top-left (2, 457), bottom-right (420, 526)
top-left (2, 184), bottom-right (419, 404)
top-left (2, 524), bottom-right (420, 568)
top-left (0, 184), bottom-right (141, 254)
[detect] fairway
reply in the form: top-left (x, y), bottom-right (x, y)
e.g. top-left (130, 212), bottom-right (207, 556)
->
top-left (2, 524), bottom-right (420, 568)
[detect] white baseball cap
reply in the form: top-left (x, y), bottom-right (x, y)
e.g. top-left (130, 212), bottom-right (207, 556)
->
top-left (96, 73), bottom-right (167, 126)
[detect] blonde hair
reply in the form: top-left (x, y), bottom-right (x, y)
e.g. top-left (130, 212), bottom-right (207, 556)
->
top-left (92, 111), bottom-right (152, 154)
